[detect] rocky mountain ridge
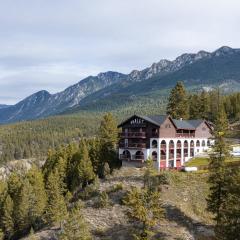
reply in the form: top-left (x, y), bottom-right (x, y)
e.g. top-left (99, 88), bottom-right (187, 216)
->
top-left (0, 46), bottom-right (239, 124)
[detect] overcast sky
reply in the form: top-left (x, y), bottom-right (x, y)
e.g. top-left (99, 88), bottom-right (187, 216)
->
top-left (0, 0), bottom-right (239, 104)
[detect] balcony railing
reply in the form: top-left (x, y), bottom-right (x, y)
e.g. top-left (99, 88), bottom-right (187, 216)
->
top-left (119, 143), bottom-right (146, 149)
top-left (119, 132), bottom-right (146, 138)
top-left (176, 133), bottom-right (195, 138)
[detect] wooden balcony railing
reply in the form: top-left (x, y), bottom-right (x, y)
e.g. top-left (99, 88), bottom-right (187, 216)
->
top-left (176, 133), bottom-right (195, 138)
top-left (119, 143), bottom-right (146, 149)
top-left (119, 132), bottom-right (146, 138)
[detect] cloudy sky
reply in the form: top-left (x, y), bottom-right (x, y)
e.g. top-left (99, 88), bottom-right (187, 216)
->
top-left (0, 0), bottom-right (239, 104)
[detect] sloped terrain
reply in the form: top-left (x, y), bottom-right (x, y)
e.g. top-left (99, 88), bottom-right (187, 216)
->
top-left (23, 167), bottom-right (215, 240)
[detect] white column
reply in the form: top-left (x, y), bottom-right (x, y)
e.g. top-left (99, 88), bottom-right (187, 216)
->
top-left (173, 140), bottom-right (177, 168)
top-left (166, 140), bottom-right (169, 168)
top-left (157, 139), bottom-right (161, 172)
top-left (188, 140), bottom-right (191, 159)
top-left (193, 140), bottom-right (196, 156)
top-left (181, 140), bottom-right (184, 165)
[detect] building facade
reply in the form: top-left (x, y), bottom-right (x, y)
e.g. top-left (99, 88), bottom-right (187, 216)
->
top-left (118, 115), bottom-right (214, 170)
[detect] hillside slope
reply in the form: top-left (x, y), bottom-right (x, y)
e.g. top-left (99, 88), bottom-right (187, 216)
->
top-left (22, 167), bottom-right (214, 240)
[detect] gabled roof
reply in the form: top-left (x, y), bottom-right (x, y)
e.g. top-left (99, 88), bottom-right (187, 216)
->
top-left (140, 115), bottom-right (168, 126)
top-left (117, 114), bottom-right (168, 128)
top-left (118, 114), bottom-right (210, 130)
top-left (172, 119), bottom-right (196, 130)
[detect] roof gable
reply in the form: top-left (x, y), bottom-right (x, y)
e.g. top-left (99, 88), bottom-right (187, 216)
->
top-left (118, 114), bottom-right (168, 128)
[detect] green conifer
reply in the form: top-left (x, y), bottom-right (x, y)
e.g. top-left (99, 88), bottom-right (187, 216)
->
top-left (1, 195), bottom-right (14, 239)
top-left (59, 203), bottom-right (92, 240)
top-left (45, 170), bottom-right (67, 228)
top-left (166, 81), bottom-right (189, 119)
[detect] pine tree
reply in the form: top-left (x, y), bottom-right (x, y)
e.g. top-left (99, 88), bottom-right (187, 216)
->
top-left (76, 141), bottom-right (95, 189)
top-left (216, 167), bottom-right (240, 240)
top-left (99, 113), bottom-right (119, 170)
top-left (123, 187), bottom-right (164, 239)
top-left (99, 113), bottom-right (118, 148)
top-left (197, 90), bottom-right (210, 119)
top-left (88, 138), bottom-right (103, 176)
top-left (188, 94), bottom-right (201, 119)
top-left (45, 170), bottom-right (67, 228)
top-left (1, 195), bottom-right (14, 239)
top-left (207, 103), bottom-right (230, 233)
top-left (26, 166), bottom-right (47, 229)
top-left (15, 178), bottom-right (32, 233)
top-left (102, 162), bottom-right (111, 179)
top-left (59, 203), bottom-right (92, 240)
top-left (166, 81), bottom-right (189, 119)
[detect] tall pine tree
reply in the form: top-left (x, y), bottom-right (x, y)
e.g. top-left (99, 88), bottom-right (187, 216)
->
top-left (207, 103), bottom-right (230, 236)
top-left (166, 81), bottom-right (189, 119)
top-left (99, 113), bottom-right (119, 171)
top-left (45, 170), bottom-right (67, 228)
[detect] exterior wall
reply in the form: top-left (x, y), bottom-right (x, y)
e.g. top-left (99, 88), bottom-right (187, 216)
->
top-left (119, 137), bottom-right (213, 170)
top-left (195, 122), bottom-right (213, 138)
top-left (159, 118), bottom-right (176, 138)
top-left (118, 115), bottom-right (214, 170)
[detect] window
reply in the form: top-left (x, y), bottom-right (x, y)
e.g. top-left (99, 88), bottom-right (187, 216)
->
top-left (152, 140), bottom-right (158, 148)
top-left (202, 127), bottom-right (206, 131)
top-left (165, 124), bottom-right (171, 128)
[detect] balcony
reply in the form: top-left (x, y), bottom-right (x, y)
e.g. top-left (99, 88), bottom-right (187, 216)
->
top-left (119, 143), bottom-right (146, 149)
top-left (175, 133), bottom-right (195, 138)
top-left (119, 132), bottom-right (146, 138)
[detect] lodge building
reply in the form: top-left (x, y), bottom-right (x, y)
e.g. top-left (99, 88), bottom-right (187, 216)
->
top-left (118, 115), bottom-right (214, 170)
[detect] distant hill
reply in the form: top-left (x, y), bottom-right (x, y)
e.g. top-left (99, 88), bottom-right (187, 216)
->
top-left (0, 104), bottom-right (10, 110)
top-left (1, 46), bottom-right (240, 124)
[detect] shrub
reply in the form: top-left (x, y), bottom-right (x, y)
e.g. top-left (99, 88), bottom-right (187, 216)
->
top-left (95, 191), bottom-right (111, 208)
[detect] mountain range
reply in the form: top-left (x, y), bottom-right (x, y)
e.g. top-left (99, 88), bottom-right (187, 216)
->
top-left (0, 46), bottom-right (240, 124)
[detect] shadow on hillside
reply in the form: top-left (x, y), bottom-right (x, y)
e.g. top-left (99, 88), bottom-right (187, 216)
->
top-left (107, 175), bottom-right (143, 183)
top-left (93, 223), bottom-right (168, 240)
top-left (164, 204), bottom-right (214, 239)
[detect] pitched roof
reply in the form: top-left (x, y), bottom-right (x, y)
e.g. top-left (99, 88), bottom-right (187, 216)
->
top-left (172, 119), bottom-right (196, 130)
top-left (117, 114), bottom-right (168, 128)
top-left (118, 114), bottom-right (208, 130)
top-left (140, 115), bottom-right (168, 126)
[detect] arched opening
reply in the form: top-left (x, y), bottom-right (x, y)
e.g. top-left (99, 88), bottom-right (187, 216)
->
top-left (176, 140), bottom-right (181, 159)
top-left (207, 140), bottom-right (210, 146)
top-left (190, 140), bottom-right (194, 157)
top-left (160, 140), bottom-right (166, 160)
top-left (152, 151), bottom-right (157, 161)
top-left (169, 140), bottom-right (174, 149)
top-left (169, 140), bottom-right (174, 168)
top-left (152, 140), bottom-right (158, 148)
top-left (196, 140), bottom-right (200, 147)
top-left (184, 140), bottom-right (188, 157)
top-left (202, 140), bottom-right (206, 147)
top-left (122, 150), bottom-right (131, 160)
top-left (135, 151), bottom-right (144, 160)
